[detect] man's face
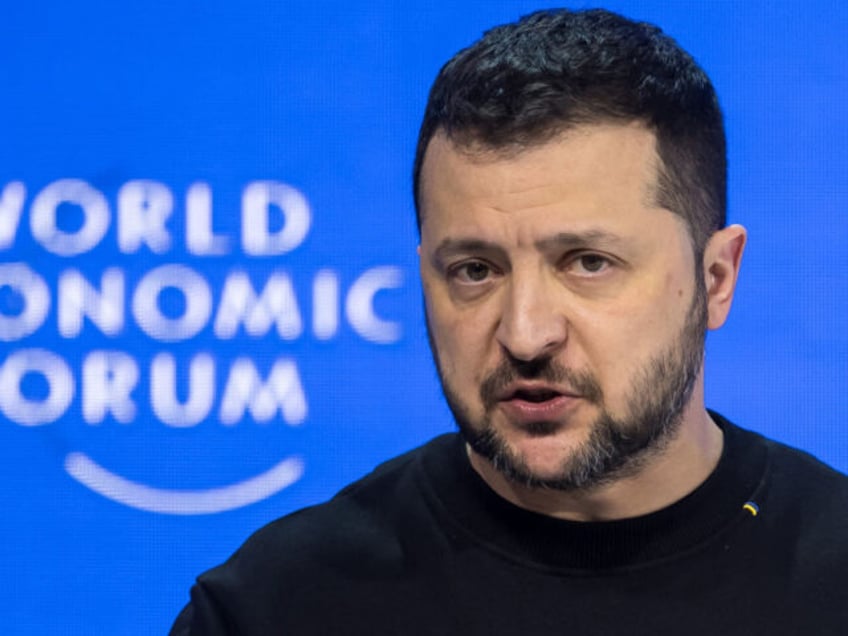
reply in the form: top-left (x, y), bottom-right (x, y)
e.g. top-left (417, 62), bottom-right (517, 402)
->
top-left (418, 123), bottom-right (707, 491)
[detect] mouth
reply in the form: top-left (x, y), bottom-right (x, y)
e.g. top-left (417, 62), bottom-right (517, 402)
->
top-left (496, 381), bottom-right (576, 403)
top-left (491, 383), bottom-right (581, 426)
top-left (508, 387), bottom-right (565, 403)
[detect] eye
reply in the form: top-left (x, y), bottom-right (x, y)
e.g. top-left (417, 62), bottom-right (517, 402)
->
top-left (449, 260), bottom-right (493, 283)
top-left (577, 254), bottom-right (608, 272)
top-left (568, 252), bottom-right (613, 275)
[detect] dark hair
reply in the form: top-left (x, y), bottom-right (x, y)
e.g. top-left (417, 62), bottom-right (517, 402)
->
top-left (413, 8), bottom-right (726, 254)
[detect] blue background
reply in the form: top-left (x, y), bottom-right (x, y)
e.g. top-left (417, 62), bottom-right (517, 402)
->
top-left (1, 1), bottom-right (846, 633)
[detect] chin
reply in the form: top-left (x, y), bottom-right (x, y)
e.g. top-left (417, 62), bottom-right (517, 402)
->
top-left (466, 418), bottom-right (593, 485)
top-left (513, 423), bottom-right (594, 465)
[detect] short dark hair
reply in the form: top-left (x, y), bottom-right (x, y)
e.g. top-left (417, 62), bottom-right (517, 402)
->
top-left (413, 8), bottom-right (726, 254)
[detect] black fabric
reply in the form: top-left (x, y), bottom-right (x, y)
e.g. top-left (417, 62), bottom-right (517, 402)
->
top-left (170, 414), bottom-right (848, 635)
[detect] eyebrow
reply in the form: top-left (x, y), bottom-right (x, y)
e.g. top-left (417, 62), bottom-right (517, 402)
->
top-left (431, 230), bottom-right (625, 264)
top-left (534, 230), bottom-right (625, 251)
top-left (431, 238), bottom-right (505, 268)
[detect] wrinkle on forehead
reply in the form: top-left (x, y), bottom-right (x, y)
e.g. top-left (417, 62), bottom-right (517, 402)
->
top-left (418, 123), bottom-right (665, 227)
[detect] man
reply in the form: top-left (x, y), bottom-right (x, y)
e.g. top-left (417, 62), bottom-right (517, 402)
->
top-left (171, 9), bottom-right (848, 635)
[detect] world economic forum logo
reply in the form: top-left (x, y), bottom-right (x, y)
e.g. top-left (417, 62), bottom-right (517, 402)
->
top-left (0, 179), bottom-right (404, 514)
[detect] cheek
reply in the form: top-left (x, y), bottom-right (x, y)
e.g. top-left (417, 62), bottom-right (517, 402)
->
top-left (431, 313), bottom-right (484, 380)
top-left (423, 291), bottom-right (461, 376)
top-left (424, 292), bottom-right (494, 383)
top-left (569, 297), bottom-right (672, 389)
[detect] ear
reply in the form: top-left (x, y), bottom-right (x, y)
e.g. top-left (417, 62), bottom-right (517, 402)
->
top-left (703, 224), bottom-right (746, 330)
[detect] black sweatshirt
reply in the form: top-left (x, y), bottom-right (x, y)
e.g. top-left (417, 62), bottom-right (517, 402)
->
top-left (171, 414), bottom-right (848, 635)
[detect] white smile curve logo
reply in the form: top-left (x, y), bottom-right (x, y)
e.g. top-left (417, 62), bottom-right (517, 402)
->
top-left (64, 452), bottom-right (304, 515)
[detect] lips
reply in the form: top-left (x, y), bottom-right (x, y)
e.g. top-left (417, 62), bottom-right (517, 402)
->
top-left (495, 381), bottom-right (577, 402)
top-left (508, 387), bottom-right (563, 403)
top-left (495, 382), bottom-right (581, 425)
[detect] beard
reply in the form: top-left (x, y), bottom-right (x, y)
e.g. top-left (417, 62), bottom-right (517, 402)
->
top-left (429, 278), bottom-right (708, 493)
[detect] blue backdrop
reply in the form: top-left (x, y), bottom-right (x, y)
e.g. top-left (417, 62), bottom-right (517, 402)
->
top-left (1, 1), bottom-right (846, 633)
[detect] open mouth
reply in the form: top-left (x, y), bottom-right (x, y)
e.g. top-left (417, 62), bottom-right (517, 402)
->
top-left (509, 388), bottom-right (563, 403)
top-left (496, 385), bottom-right (578, 426)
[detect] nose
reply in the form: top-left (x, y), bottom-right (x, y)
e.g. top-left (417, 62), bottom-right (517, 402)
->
top-left (495, 273), bottom-right (567, 361)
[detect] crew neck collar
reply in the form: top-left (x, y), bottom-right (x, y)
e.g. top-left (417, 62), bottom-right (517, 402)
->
top-left (419, 412), bottom-right (768, 571)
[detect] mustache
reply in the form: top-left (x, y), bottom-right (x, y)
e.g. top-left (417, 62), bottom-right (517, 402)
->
top-left (479, 355), bottom-right (603, 408)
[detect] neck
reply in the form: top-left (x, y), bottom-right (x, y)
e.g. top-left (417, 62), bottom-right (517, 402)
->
top-left (467, 393), bottom-right (724, 522)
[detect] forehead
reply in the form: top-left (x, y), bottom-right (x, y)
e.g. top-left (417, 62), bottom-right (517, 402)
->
top-left (418, 123), bottom-right (663, 239)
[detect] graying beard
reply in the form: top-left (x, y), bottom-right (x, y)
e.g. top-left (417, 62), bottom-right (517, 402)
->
top-left (439, 279), bottom-right (707, 493)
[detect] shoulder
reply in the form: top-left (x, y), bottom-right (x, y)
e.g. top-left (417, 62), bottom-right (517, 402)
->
top-left (713, 411), bottom-right (848, 508)
top-left (707, 414), bottom-right (848, 617)
top-left (725, 418), bottom-right (848, 573)
top-left (199, 434), bottom-right (458, 588)
top-left (759, 434), bottom-right (848, 540)
top-left (172, 435), bottom-right (459, 633)
top-left (760, 433), bottom-right (848, 510)
top-left (757, 435), bottom-right (848, 610)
